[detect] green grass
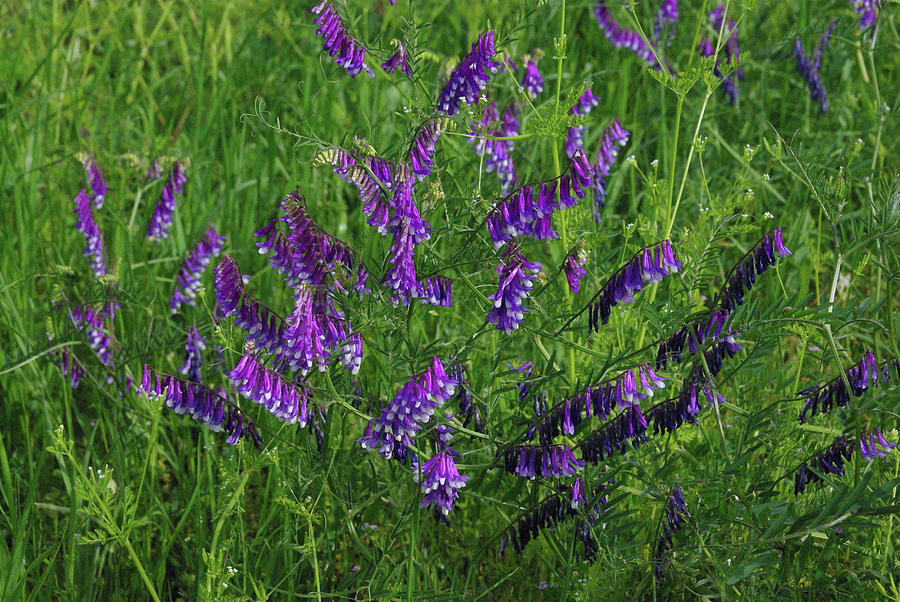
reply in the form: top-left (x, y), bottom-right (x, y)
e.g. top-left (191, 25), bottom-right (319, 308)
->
top-left (1, 0), bottom-right (899, 599)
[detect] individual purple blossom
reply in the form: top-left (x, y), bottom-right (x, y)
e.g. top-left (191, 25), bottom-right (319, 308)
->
top-left (73, 190), bottom-right (108, 278)
top-left (228, 350), bottom-right (310, 425)
top-left (214, 255), bottom-right (285, 353)
top-left (566, 87), bottom-right (600, 158)
top-left (178, 325), bottom-right (206, 383)
top-left (564, 244), bottom-right (588, 294)
top-left (793, 23), bottom-right (836, 114)
top-left (409, 117), bottom-right (454, 179)
top-left (486, 245), bottom-right (542, 333)
top-left (170, 226), bottom-right (226, 315)
top-left (438, 30), bottom-right (500, 116)
top-left (571, 477), bottom-right (587, 509)
top-left (587, 240), bottom-right (682, 330)
top-left (311, 2), bottom-right (374, 78)
top-left (593, 118), bottom-right (630, 221)
top-left (79, 154), bottom-right (107, 209)
top-left (851, 0), bottom-right (879, 34)
top-left (799, 350), bottom-right (899, 423)
top-left (381, 38), bottom-right (412, 77)
top-left (594, 1), bottom-right (663, 69)
top-left (718, 227), bottom-right (791, 311)
top-left (418, 275), bottom-right (453, 307)
top-left (358, 356), bottom-right (458, 460)
top-left (521, 59), bottom-right (544, 99)
top-left (503, 444), bottom-right (586, 479)
top-left (859, 429), bottom-right (896, 460)
top-left (418, 451), bottom-right (469, 517)
top-left (146, 161), bottom-right (187, 242)
top-left (139, 365), bottom-right (262, 447)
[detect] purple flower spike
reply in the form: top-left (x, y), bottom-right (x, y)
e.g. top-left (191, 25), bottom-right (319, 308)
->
top-left (718, 228), bottom-right (790, 312)
top-left (564, 245), bottom-right (588, 293)
top-left (566, 87), bottom-right (600, 158)
top-left (438, 30), bottom-right (500, 116)
top-left (701, 6), bottom-right (744, 105)
top-left (147, 158), bottom-right (163, 181)
top-left (794, 23), bottom-right (835, 114)
top-left (170, 226), bottom-right (226, 315)
top-left (851, 0), bottom-right (879, 35)
top-left (214, 256), bottom-right (285, 353)
top-left (178, 325), bottom-right (206, 383)
top-left (419, 451), bottom-right (469, 516)
top-left (311, 2), bottom-right (374, 78)
top-left (594, 1), bottom-right (663, 69)
top-left (794, 434), bottom-right (856, 494)
top-left (521, 59), bottom-right (544, 99)
top-left (653, 0), bottom-right (679, 45)
top-left (504, 444), bottom-right (585, 479)
top-left (69, 304), bottom-right (114, 368)
top-left (486, 246), bottom-right (542, 333)
top-left (146, 161), bottom-right (187, 242)
top-left (655, 481), bottom-right (689, 584)
top-left (469, 103), bottom-right (519, 193)
top-left (382, 38), bottom-right (412, 77)
top-left (358, 357), bottom-right (458, 460)
top-left (799, 351), bottom-right (899, 423)
top-left (860, 429), bottom-right (896, 460)
top-left (409, 117), bottom-right (454, 179)
top-left (228, 350), bottom-right (310, 425)
top-left (80, 155), bottom-right (107, 209)
top-left (73, 190), bottom-right (108, 278)
top-left (593, 118), bottom-right (630, 221)
top-left (418, 275), bottom-right (453, 307)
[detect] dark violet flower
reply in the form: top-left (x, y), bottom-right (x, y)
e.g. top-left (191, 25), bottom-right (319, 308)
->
top-left (521, 58), bottom-right (544, 99)
top-left (139, 365), bottom-right (263, 447)
top-left (566, 87), bottom-right (600, 158)
top-left (228, 350), bottom-right (311, 425)
top-left (73, 189), bottom-right (108, 278)
top-left (594, 1), bottom-right (662, 69)
top-left (564, 245), bottom-right (588, 293)
top-left (571, 477), bottom-right (587, 509)
top-left (56, 348), bottom-right (84, 389)
top-left (146, 161), bottom-right (187, 242)
top-left (409, 117), bottom-right (454, 179)
top-left (580, 404), bottom-right (649, 464)
top-left (358, 356), bottom-right (457, 460)
top-left (654, 481), bottom-right (689, 584)
top-left (799, 350), bottom-right (899, 423)
top-left (438, 30), bottom-right (500, 116)
top-left (653, 0), bottom-right (679, 44)
top-left (718, 227), bottom-right (790, 312)
top-left (214, 255), bottom-right (285, 354)
top-left (170, 226), bottom-right (226, 315)
top-left (656, 309), bottom-right (735, 369)
top-left (382, 38), bottom-right (412, 77)
top-left (503, 443), bottom-right (585, 479)
top-left (418, 275), bottom-right (453, 307)
top-left (311, 1), bottom-right (374, 78)
top-left (178, 325), bottom-right (206, 383)
top-left (587, 240), bottom-right (682, 331)
top-left (593, 118), bottom-right (630, 221)
top-left (418, 451), bottom-right (469, 517)
top-left (701, 6), bottom-right (744, 105)
top-left (851, 0), bottom-right (879, 34)
top-left (794, 23), bottom-right (836, 114)
top-left (794, 434), bottom-right (855, 494)
top-left (78, 154), bottom-right (107, 209)
top-left (486, 245), bottom-right (542, 333)
top-left (859, 429), bottom-right (896, 460)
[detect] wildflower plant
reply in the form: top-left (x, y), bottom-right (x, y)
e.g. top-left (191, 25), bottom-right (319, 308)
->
top-left (8, 0), bottom-right (900, 600)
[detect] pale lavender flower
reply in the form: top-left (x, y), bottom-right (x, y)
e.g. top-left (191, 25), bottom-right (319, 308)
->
top-left (419, 451), bottom-right (469, 516)
top-left (73, 190), bottom-right (108, 278)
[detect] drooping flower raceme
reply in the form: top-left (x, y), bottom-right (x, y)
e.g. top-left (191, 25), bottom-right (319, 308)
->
top-left (851, 0), bottom-right (879, 34)
top-left (214, 255), bottom-right (285, 354)
top-left (587, 239), bottom-right (682, 330)
top-left (564, 244), bottom-right (588, 294)
top-left (486, 246), bottom-right (542, 333)
top-left (311, 1), bottom-right (374, 78)
top-left (793, 22), bottom-right (836, 114)
top-left (717, 227), bottom-right (791, 311)
top-left (78, 153), bottom-right (107, 209)
top-left (437, 29), bottom-right (500, 116)
top-left (798, 350), bottom-right (899, 423)
top-left (146, 161), bottom-right (187, 242)
top-left (592, 118), bottom-right (630, 221)
top-left (793, 429), bottom-right (896, 495)
top-left (178, 325), bottom-right (206, 383)
top-left (566, 87), bottom-right (600, 158)
top-left (594, 1), bottom-right (662, 69)
top-left (503, 443), bottom-right (585, 479)
top-left (170, 226), bottom-right (226, 315)
top-left (700, 6), bottom-right (745, 105)
top-left (409, 117), bottom-right (455, 179)
top-left (469, 102), bottom-right (520, 193)
top-left (654, 482), bottom-right (689, 584)
top-left (653, 0), bottom-right (679, 44)
top-left (68, 304), bottom-right (114, 369)
top-left (228, 350), bottom-right (311, 425)
top-left (521, 58), bottom-right (544, 99)
top-left (73, 189), bottom-right (108, 279)
top-left (418, 451), bottom-right (469, 517)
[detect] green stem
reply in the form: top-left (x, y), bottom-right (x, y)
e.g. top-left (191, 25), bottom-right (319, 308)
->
top-left (205, 469), bottom-right (251, 597)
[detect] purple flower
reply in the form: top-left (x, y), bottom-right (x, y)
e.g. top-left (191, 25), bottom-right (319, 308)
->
top-left (382, 38), bottom-right (412, 77)
top-left (228, 350), bottom-right (311, 425)
top-left (700, 6), bottom-right (744, 105)
top-left (594, 1), bottom-right (663, 69)
top-left (718, 227), bottom-right (791, 312)
top-left (593, 118), bottom-right (630, 221)
top-left (793, 23), bottom-right (836, 115)
top-left (409, 117), bottom-right (454, 179)
top-left (79, 154), bottom-right (107, 209)
top-left (147, 157), bottom-right (163, 181)
top-left (73, 190), bottom-right (108, 278)
top-left (794, 434), bottom-right (855, 494)
top-left (580, 404), bottom-right (649, 464)
top-left (385, 217), bottom-right (421, 301)
top-left (146, 161), bottom-right (187, 242)
top-left (469, 103), bottom-right (519, 193)
top-left (56, 348), bottom-right (84, 389)
top-left (503, 443), bottom-right (585, 479)
top-left (311, 2), bottom-right (374, 78)
top-left (418, 451), bottom-right (469, 516)
top-left (68, 304), bottom-right (114, 368)
top-left (653, 0), bottom-right (679, 44)
top-left (486, 245), bottom-right (542, 333)
top-left (170, 226), bottom-right (226, 315)
top-left (655, 481), bottom-right (689, 584)
top-left (588, 240), bottom-right (682, 330)
top-left (358, 357), bottom-right (457, 460)
top-left (799, 351), bottom-right (899, 423)
top-left (859, 429), bottom-right (896, 460)
top-left (214, 255), bottom-right (285, 354)
top-left (139, 365), bottom-right (263, 447)
top-left (566, 87), bottom-right (600, 158)
top-left (564, 245), bottom-right (588, 293)
top-left (521, 59), bottom-right (544, 99)
top-left (178, 325), bottom-right (206, 383)
top-left (438, 30), bottom-right (500, 116)
top-left (418, 275), bottom-right (453, 307)
top-left (656, 309), bottom-right (735, 369)
top-left (851, 0), bottom-right (879, 34)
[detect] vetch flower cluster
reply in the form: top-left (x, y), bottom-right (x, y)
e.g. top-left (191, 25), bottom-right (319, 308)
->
top-left (592, 118), bottom-right (630, 220)
top-left (653, 0), bottom-right (679, 45)
top-left (851, 0), bottom-right (879, 34)
top-left (178, 325), bottom-right (206, 383)
top-left (68, 304), bottom-right (114, 369)
top-left (381, 38), bottom-right (411, 78)
top-left (503, 443), bottom-right (585, 479)
top-left (214, 255), bottom-right (285, 353)
top-left (520, 57), bottom-right (544, 99)
top-left (73, 190), bottom-right (108, 278)
top-left (798, 350), bottom-right (899, 423)
top-left (699, 6), bottom-right (745, 105)
top-left (438, 29), bottom-right (500, 116)
top-left (170, 226), bottom-right (226, 315)
top-left (563, 243), bottom-right (588, 294)
top-left (469, 102), bottom-right (519, 193)
top-left (594, 1), bottom-right (662, 69)
top-left (794, 430), bottom-right (895, 494)
top-left (77, 153), bottom-right (107, 209)
top-left (566, 87), bottom-right (600, 158)
top-left (654, 482), bottom-right (689, 584)
top-left (486, 245), bottom-right (542, 332)
top-left (587, 240), bottom-right (682, 330)
top-left (311, 1), bottom-right (374, 78)
top-left (418, 451), bottom-right (469, 518)
top-left (139, 366), bottom-right (262, 447)
top-left (793, 22), bottom-right (836, 114)
top-left (579, 404), bottom-right (649, 463)
top-left (656, 309), bottom-right (735, 369)
top-left (409, 117), bottom-right (455, 179)
top-left (228, 350), bottom-right (311, 425)
top-left (146, 161), bottom-right (187, 242)
top-left (717, 227), bottom-right (790, 311)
